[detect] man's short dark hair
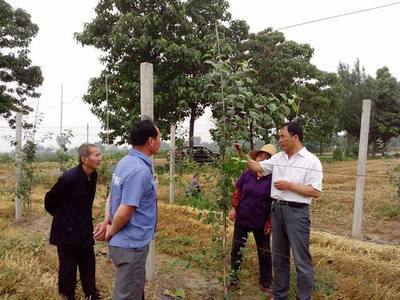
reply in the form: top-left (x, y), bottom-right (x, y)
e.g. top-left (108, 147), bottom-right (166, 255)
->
top-left (77, 143), bottom-right (98, 164)
top-left (282, 122), bottom-right (303, 142)
top-left (130, 118), bottom-right (158, 146)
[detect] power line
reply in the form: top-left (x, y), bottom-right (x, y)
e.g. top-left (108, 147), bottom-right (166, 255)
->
top-left (38, 93), bottom-right (83, 110)
top-left (276, 1), bottom-right (400, 31)
top-left (0, 126), bottom-right (102, 129)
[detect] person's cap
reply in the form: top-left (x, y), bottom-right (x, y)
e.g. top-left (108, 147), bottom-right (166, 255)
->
top-left (249, 144), bottom-right (277, 160)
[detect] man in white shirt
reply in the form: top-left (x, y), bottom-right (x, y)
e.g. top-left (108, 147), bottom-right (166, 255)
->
top-left (247, 122), bottom-right (323, 300)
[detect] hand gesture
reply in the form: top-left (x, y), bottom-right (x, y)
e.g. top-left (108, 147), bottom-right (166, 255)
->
top-left (233, 143), bottom-right (243, 157)
top-left (274, 180), bottom-right (292, 191)
top-left (264, 217), bottom-right (272, 235)
top-left (228, 207), bottom-right (236, 221)
top-left (93, 221), bottom-right (108, 241)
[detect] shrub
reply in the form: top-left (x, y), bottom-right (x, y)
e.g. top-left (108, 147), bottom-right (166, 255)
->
top-left (176, 194), bottom-right (219, 211)
top-left (379, 204), bottom-right (400, 221)
top-left (333, 147), bottom-right (344, 161)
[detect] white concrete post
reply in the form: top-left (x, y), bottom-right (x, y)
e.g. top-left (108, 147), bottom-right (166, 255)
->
top-left (140, 62), bottom-right (156, 280)
top-left (169, 124), bottom-right (175, 203)
top-left (140, 63), bottom-right (154, 120)
top-left (352, 99), bottom-right (372, 238)
top-left (15, 112), bottom-right (22, 222)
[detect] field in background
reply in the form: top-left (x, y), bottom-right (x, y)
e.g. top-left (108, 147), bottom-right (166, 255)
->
top-left (0, 158), bottom-right (399, 299)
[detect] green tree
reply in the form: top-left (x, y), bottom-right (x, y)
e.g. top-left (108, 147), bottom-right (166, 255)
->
top-left (75, 0), bottom-right (241, 147)
top-left (241, 29), bottom-right (331, 147)
top-left (170, 17), bottom-right (249, 151)
top-left (206, 58), bottom-right (293, 155)
top-left (245, 29), bottom-right (317, 96)
top-left (369, 67), bottom-right (400, 154)
top-left (205, 53), bottom-right (293, 294)
top-left (300, 71), bottom-right (342, 155)
top-left (337, 60), bottom-right (375, 154)
top-left (0, 0), bottom-right (43, 124)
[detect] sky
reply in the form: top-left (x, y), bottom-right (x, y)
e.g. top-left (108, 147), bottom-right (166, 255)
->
top-left (1, 0), bottom-right (400, 152)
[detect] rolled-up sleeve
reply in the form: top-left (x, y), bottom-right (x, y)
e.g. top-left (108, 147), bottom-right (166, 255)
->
top-left (258, 158), bottom-right (274, 176)
top-left (305, 159), bottom-right (323, 191)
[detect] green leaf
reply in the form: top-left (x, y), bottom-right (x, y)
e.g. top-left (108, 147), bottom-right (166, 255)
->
top-left (279, 93), bottom-right (288, 101)
top-left (267, 103), bottom-right (277, 112)
top-left (175, 288), bottom-right (185, 298)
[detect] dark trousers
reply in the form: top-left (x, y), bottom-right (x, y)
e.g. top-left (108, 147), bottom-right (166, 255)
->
top-left (57, 246), bottom-right (100, 300)
top-left (230, 222), bottom-right (272, 285)
top-left (271, 203), bottom-right (313, 300)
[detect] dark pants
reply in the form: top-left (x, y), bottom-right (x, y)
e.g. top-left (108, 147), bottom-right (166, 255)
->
top-left (271, 203), bottom-right (313, 300)
top-left (230, 222), bottom-right (272, 286)
top-left (57, 246), bottom-right (100, 300)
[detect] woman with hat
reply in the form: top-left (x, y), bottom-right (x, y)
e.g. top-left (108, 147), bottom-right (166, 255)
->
top-left (228, 144), bottom-right (277, 293)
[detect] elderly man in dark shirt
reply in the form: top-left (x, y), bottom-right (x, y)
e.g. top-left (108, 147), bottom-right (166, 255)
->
top-left (45, 143), bottom-right (102, 300)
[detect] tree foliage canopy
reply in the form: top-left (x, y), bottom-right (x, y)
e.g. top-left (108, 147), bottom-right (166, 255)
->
top-left (75, 0), bottom-right (244, 144)
top-left (0, 0), bottom-right (43, 124)
top-left (370, 67), bottom-right (400, 149)
top-left (338, 60), bottom-right (400, 152)
top-left (75, 1), bottom-right (399, 153)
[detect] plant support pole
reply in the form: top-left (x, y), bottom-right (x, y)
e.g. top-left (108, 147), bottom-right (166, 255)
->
top-left (215, 24), bottom-right (228, 295)
top-left (60, 83), bottom-right (63, 136)
top-left (352, 99), bottom-right (371, 238)
top-left (140, 62), bottom-right (156, 281)
top-left (169, 124), bottom-right (175, 204)
top-left (15, 112), bottom-right (22, 222)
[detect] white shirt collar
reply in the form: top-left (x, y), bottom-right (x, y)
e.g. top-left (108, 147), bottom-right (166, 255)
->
top-left (283, 146), bottom-right (307, 160)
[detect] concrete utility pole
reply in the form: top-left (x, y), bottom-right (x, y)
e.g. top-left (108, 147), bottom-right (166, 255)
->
top-left (140, 62), bottom-right (156, 280)
top-left (60, 83), bottom-right (63, 136)
top-left (169, 124), bottom-right (176, 203)
top-left (352, 99), bottom-right (372, 239)
top-left (86, 123), bottom-right (89, 143)
top-left (15, 112), bottom-right (22, 222)
top-left (105, 76), bottom-right (110, 147)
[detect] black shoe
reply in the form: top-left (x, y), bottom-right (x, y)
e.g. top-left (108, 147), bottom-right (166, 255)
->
top-left (259, 281), bottom-right (271, 293)
top-left (229, 277), bottom-right (239, 288)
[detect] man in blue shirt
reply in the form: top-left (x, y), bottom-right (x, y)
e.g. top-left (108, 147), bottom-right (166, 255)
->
top-left (94, 119), bottom-right (161, 300)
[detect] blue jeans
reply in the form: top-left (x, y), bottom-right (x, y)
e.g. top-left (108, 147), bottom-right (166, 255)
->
top-left (271, 203), bottom-right (313, 300)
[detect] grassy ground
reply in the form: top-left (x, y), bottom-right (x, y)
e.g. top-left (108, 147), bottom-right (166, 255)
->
top-left (0, 158), bottom-right (399, 299)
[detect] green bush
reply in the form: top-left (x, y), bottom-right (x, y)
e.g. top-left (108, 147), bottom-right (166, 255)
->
top-left (176, 194), bottom-right (219, 211)
top-left (0, 153), bottom-right (14, 164)
top-left (333, 147), bottom-right (344, 161)
top-left (378, 204), bottom-right (400, 221)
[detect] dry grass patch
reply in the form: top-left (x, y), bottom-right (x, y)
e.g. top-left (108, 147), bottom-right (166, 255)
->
top-left (1, 159), bottom-right (400, 299)
top-left (312, 232), bottom-right (400, 299)
top-left (0, 224), bottom-right (60, 299)
top-left (312, 158), bottom-right (400, 242)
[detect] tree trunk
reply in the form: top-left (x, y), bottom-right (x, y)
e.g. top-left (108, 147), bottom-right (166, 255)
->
top-left (346, 134), bottom-right (355, 156)
top-left (371, 141), bottom-right (377, 157)
top-left (319, 140), bottom-right (324, 156)
top-left (249, 121), bottom-right (254, 150)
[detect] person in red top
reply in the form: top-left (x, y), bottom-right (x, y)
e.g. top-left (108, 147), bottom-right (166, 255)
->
top-left (228, 144), bottom-right (277, 293)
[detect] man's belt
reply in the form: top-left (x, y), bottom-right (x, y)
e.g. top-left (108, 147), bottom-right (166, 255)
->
top-left (273, 199), bottom-right (308, 208)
